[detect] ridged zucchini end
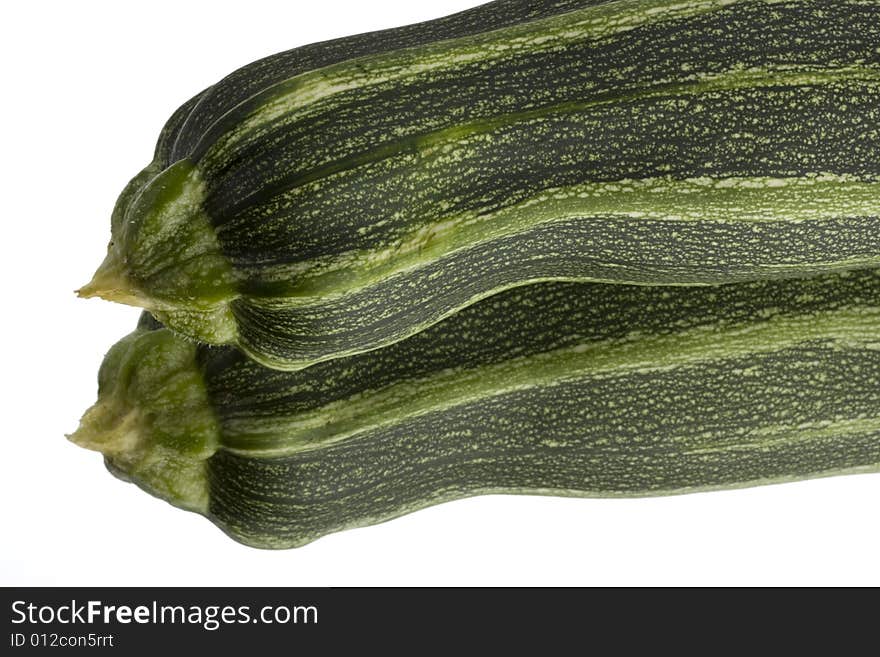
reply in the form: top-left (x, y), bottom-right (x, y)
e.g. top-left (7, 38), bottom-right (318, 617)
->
top-left (79, 159), bottom-right (240, 345)
top-left (68, 324), bottom-right (220, 514)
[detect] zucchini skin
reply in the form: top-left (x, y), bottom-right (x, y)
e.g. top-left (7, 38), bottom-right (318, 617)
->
top-left (71, 270), bottom-right (880, 548)
top-left (80, 0), bottom-right (880, 370)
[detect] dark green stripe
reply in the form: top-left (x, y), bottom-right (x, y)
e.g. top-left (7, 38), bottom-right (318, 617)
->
top-left (154, 88), bottom-right (210, 166)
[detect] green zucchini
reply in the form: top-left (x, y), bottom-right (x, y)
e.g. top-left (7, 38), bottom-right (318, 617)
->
top-left (79, 0), bottom-right (880, 370)
top-left (70, 270), bottom-right (880, 548)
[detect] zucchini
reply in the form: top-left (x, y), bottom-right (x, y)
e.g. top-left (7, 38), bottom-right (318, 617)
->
top-left (70, 270), bottom-right (880, 548)
top-left (79, 0), bottom-right (880, 370)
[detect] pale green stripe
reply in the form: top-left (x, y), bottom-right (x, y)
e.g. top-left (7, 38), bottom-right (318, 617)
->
top-left (684, 417), bottom-right (880, 455)
top-left (254, 172), bottom-right (880, 297)
top-left (208, 0), bottom-right (799, 158)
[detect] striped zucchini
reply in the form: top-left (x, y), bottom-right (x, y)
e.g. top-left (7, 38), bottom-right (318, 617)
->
top-left (78, 0), bottom-right (880, 370)
top-left (70, 270), bottom-right (880, 548)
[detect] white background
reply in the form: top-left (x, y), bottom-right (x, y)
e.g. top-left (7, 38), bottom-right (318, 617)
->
top-left (2, 0), bottom-right (878, 586)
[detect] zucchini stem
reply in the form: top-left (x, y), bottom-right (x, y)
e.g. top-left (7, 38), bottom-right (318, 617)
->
top-left (76, 247), bottom-right (150, 307)
top-left (69, 325), bottom-right (220, 514)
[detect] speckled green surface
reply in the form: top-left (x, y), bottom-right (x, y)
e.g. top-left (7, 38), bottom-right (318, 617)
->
top-left (81, 0), bottom-right (880, 370)
top-left (72, 270), bottom-right (880, 548)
